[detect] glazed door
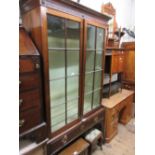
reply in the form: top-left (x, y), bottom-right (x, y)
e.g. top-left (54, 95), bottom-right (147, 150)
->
top-left (47, 12), bottom-right (83, 133)
top-left (83, 21), bottom-right (106, 114)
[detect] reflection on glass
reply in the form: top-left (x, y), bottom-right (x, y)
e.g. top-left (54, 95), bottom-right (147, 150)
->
top-left (87, 25), bottom-right (95, 50)
top-left (84, 93), bottom-right (92, 114)
top-left (67, 99), bottom-right (78, 123)
top-left (94, 71), bottom-right (102, 90)
top-left (49, 51), bottom-right (65, 80)
top-left (51, 101), bottom-right (65, 132)
top-left (84, 73), bottom-right (93, 93)
top-left (93, 90), bottom-right (101, 109)
top-left (96, 28), bottom-right (104, 50)
top-left (67, 51), bottom-right (79, 76)
top-left (47, 15), bottom-right (65, 48)
top-left (95, 51), bottom-right (103, 70)
top-left (85, 51), bottom-right (95, 72)
top-left (50, 79), bottom-right (65, 105)
top-left (67, 76), bottom-right (79, 101)
top-left (66, 20), bottom-right (80, 49)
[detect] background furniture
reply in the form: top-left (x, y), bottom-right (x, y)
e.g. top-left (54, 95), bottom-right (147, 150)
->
top-left (84, 129), bottom-right (103, 154)
top-left (103, 48), bottom-right (124, 98)
top-left (58, 138), bottom-right (89, 155)
top-left (102, 89), bottom-right (134, 143)
top-left (20, 0), bottom-right (111, 154)
top-left (19, 26), bottom-right (47, 143)
top-left (122, 42), bottom-right (135, 90)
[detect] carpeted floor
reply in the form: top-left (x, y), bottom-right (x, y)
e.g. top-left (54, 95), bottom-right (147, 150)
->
top-left (92, 119), bottom-right (135, 155)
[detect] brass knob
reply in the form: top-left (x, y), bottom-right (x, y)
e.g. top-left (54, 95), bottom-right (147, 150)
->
top-left (62, 135), bottom-right (68, 144)
top-left (94, 117), bottom-right (98, 123)
top-left (73, 151), bottom-right (79, 155)
top-left (19, 99), bottom-right (23, 106)
top-left (19, 119), bottom-right (25, 127)
top-left (19, 81), bottom-right (22, 85)
top-left (36, 63), bottom-right (40, 69)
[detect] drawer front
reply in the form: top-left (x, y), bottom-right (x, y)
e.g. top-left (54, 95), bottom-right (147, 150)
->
top-left (19, 108), bottom-right (42, 133)
top-left (47, 123), bottom-right (81, 155)
top-left (19, 57), bottom-right (40, 73)
top-left (19, 89), bottom-right (41, 111)
top-left (19, 73), bottom-right (41, 91)
top-left (81, 109), bottom-right (104, 132)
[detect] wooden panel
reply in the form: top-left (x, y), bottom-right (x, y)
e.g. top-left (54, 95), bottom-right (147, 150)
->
top-left (19, 73), bottom-right (41, 91)
top-left (118, 55), bottom-right (124, 72)
top-left (19, 89), bottom-right (41, 112)
top-left (123, 50), bottom-right (135, 82)
top-left (19, 108), bottom-right (42, 133)
top-left (111, 55), bottom-right (118, 73)
top-left (19, 26), bottom-right (39, 55)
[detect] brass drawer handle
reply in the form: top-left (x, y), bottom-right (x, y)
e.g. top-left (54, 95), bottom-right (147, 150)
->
top-left (19, 80), bottom-right (22, 85)
top-left (62, 135), bottom-right (68, 144)
top-left (19, 99), bottom-right (23, 106)
top-left (94, 117), bottom-right (98, 123)
top-left (36, 63), bottom-right (40, 69)
top-left (19, 119), bottom-right (25, 127)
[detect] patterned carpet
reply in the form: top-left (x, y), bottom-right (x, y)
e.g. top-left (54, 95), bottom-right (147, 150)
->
top-left (92, 119), bottom-right (135, 155)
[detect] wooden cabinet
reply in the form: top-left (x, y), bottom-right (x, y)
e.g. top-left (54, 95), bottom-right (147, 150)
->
top-left (19, 26), bottom-right (47, 143)
top-left (20, 0), bottom-right (110, 154)
top-left (102, 89), bottom-right (134, 142)
top-left (103, 49), bottom-right (124, 98)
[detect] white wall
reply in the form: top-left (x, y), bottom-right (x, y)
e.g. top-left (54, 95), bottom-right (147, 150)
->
top-left (77, 0), bottom-right (135, 30)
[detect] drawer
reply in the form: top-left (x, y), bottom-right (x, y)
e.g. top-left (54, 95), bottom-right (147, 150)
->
top-left (19, 89), bottom-right (41, 112)
top-left (19, 57), bottom-right (40, 73)
top-left (47, 123), bottom-right (81, 155)
top-left (81, 109), bottom-right (104, 132)
top-left (19, 108), bottom-right (42, 133)
top-left (19, 73), bottom-right (41, 91)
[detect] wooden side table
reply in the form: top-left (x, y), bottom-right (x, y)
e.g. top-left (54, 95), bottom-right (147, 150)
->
top-left (102, 89), bottom-right (134, 142)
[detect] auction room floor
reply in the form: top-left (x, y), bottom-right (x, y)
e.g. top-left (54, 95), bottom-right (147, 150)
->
top-left (93, 119), bottom-right (135, 155)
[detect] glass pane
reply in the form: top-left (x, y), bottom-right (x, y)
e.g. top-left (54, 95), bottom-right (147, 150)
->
top-left (49, 51), bottom-right (65, 80)
top-left (94, 71), bottom-right (102, 90)
top-left (93, 90), bottom-right (101, 109)
top-left (84, 73), bottom-right (93, 93)
top-left (50, 79), bottom-right (65, 105)
top-left (84, 93), bottom-right (92, 114)
top-left (85, 51), bottom-right (95, 72)
top-left (67, 76), bottom-right (79, 101)
top-left (96, 28), bottom-right (104, 50)
top-left (67, 51), bottom-right (79, 76)
top-left (87, 25), bottom-right (95, 50)
top-left (66, 20), bottom-right (80, 49)
top-left (67, 99), bottom-right (78, 123)
top-left (95, 51), bottom-right (103, 70)
top-left (51, 102), bottom-right (65, 132)
top-left (47, 15), bottom-right (65, 48)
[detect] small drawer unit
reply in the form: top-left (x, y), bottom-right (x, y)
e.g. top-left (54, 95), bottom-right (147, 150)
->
top-left (58, 138), bottom-right (89, 155)
top-left (19, 26), bottom-right (46, 143)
